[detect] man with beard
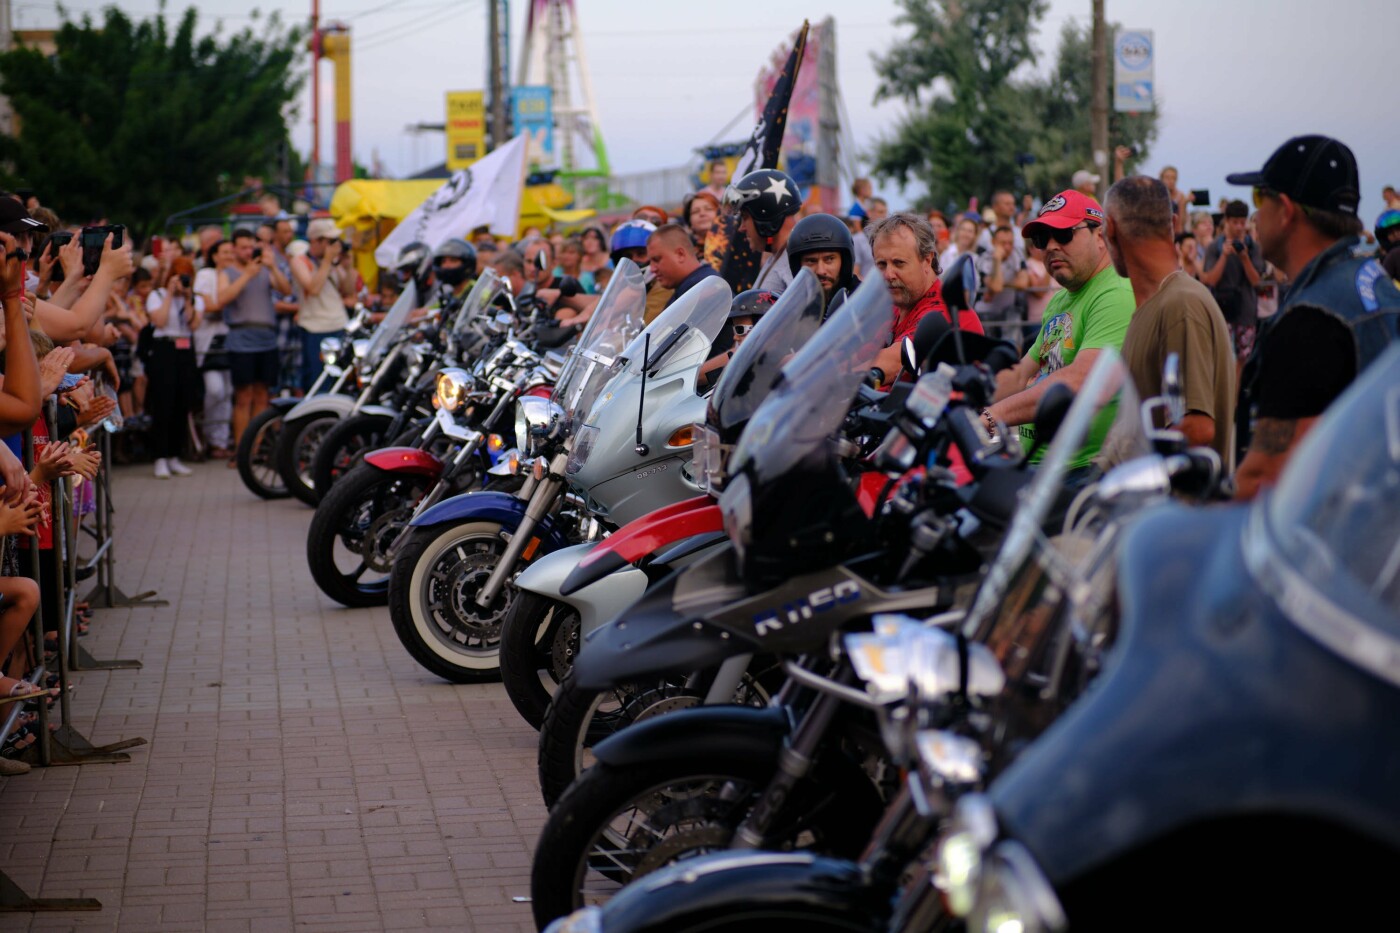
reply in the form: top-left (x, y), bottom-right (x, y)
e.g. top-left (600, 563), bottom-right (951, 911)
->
top-left (785, 213), bottom-right (861, 313)
top-left (983, 191), bottom-right (1135, 469)
top-left (866, 212), bottom-right (984, 388)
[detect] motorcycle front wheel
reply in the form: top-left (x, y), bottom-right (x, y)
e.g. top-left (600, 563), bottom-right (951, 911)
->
top-left (306, 463), bottom-right (436, 608)
top-left (498, 591), bottom-right (580, 730)
top-left (530, 751), bottom-right (882, 930)
top-left (276, 411), bottom-right (340, 506)
top-left (235, 406), bottom-right (290, 499)
top-left (387, 520), bottom-right (519, 683)
top-left (309, 412), bottom-right (394, 499)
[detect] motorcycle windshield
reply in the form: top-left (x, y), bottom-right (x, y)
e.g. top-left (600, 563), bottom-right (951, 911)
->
top-left (450, 270), bottom-right (508, 336)
top-left (1259, 344), bottom-right (1400, 655)
top-left (728, 275), bottom-right (893, 485)
top-left (707, 269), bottom-right (826, 433)
top-left (620, 276), bottom-right (733, 381)
top-left (962, 351), bottom-right (1138, 646)
top-left (552, 259), bottom-right (647, 417)
top-left (361, 279), bottom-right (418, 366)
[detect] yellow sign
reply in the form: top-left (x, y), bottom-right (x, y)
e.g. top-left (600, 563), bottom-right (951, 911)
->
top-left (445, 91), bottom-right (486, 169)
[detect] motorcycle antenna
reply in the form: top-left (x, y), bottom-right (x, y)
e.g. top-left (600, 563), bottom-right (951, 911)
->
top-left (634, 332), bottom-right (650, 456)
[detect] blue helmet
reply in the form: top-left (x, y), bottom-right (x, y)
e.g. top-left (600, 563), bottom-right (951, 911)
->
top-left (1376, 209), bottom-right (1400, 253)
top-left (610, 219), bottom-right (656, 262)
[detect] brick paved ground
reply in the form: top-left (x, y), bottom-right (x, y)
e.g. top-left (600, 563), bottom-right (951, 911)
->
top-left (0, 462), bottom-right (544, 932)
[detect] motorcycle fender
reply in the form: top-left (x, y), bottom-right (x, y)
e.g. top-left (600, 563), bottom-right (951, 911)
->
top-left (407, 491), bottom-right (571, 551)
top-left (515, 543), bottom-right (650, 634)
top-left (560, 496), bottom-right (719, 596)
top-left (285, 393), bottom-right (356, 421)
top-left (362, 446), bottom-right (444, 478)
top-left (356, 404), bottom-right (400, 419)
top-left (599, 853), bottom-right (887, 933)
top-left (593, 704), bottom-right (789, 770)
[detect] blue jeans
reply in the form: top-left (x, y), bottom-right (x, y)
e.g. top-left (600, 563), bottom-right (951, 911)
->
top-left (302, 329), bottom-right (344, 391)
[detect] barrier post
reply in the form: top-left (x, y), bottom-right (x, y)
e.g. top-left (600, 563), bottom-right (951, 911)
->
top-left (0, 426), bottom-right (101, 912)
top-left (70, 429), bottom-right (145, 670)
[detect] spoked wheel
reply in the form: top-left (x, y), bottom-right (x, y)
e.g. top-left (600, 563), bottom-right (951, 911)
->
top-left (276, 412), bottom-right (339, 506)
top-left (499, 592), bottom-right (580, 730)
top-left (236, 406), bottom-right (290, 499)
top-left (537, 668), bottom-right (774, 808)
top-left (306, 463), bottom-right (435, 608)
top-left (309, 413), bottom-right (394, 499)
top-left (388, 520), bottom-right (522, 683)
top-left (529, 751), bottom-right (883, 930)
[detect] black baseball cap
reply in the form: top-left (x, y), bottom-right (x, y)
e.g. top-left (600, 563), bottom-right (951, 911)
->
top-left (1226, 135), bottom-right (1360, 216)
top-left (0, 196), bottom-right (47, 235)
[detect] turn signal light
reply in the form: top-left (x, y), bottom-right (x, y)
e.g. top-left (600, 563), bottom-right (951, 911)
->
top-left (667, 425), bottom-right (697, 448)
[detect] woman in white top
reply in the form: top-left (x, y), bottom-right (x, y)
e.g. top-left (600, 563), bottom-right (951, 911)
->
top-left (194, 239), bottom-right (234, 458)
top-left (145, 261), bottom-right (204, 478)
top-left (939, 216), bottom-right (980, 275)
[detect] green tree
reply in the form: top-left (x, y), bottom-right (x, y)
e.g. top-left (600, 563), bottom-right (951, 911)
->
top-left (0, 7), bottom-right (305, 240)
top-left (870, 0), bottom-right (1048, 210)
top-left (869, 2), bottom-right (1159, 207)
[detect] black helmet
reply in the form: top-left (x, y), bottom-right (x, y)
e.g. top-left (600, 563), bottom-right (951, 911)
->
top-left (394, 241), bottom-right (432, 287)
top-left (432, 237), bottom-right (477, 287)
top-left (728, 288), bottom-right (779, 321)
top-left (785, 213), bottom-right (854, 287)
top-left (723, 169), bottom-right (802, 242)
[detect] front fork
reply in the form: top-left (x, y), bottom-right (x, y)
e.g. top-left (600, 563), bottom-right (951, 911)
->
top-left (474, 450), bottom-right (569, 607)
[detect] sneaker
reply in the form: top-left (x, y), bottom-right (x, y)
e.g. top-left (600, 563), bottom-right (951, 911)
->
top-left (153, 458), bottom-right (171, 479)
top-left (168, 458), bottom-right (193, 477)
top-left (0, 757), bottom-right (30, 776)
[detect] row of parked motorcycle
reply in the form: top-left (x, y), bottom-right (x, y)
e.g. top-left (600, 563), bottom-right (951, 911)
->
top-left (238, 250), bottom-right (1400, 932)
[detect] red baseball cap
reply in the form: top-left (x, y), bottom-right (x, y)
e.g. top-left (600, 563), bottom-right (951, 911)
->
top-left (1022, 190), bottom-right (1105, 237)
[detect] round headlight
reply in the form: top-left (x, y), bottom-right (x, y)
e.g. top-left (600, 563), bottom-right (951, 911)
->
top-left (515, 395), bottom-right (564, 451)
top-left (435, 368), bottom-right (471, 413)
top-left (319, 336), bottom-right (343, 364)
top-left (934, 794), bottom-right (1000, 917)
top-left (352, 338), bottom-right (371, 360)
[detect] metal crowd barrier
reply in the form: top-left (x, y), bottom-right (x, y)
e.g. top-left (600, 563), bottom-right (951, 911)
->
top-left (0, 397), bottom-right (155, 912)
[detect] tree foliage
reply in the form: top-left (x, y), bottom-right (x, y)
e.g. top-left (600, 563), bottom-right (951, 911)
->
top-left (870, 1), bottom-right (1159, 210)
top-left (0, 7), bottom-right (305, 240)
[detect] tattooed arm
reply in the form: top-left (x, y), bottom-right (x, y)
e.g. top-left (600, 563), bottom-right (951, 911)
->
top-left (1234, 416), bottom-right (1319, 501)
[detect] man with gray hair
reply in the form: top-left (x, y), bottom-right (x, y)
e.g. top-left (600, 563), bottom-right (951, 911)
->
top-left (865, 212), bottom-right (984, 387)
top-left (1103, 175), bottom-right (1236, 466)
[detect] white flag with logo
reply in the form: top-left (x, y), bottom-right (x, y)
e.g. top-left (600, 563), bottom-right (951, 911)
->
top-left (374, 133), bottom-right (528, 267)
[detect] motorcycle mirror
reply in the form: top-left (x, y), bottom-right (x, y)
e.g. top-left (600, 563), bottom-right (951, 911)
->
top-left (913, 312), bottom-right (952, 366)
top-left (1162, 352), bottom-right (1185, 425)
top-left (901, 336), bottom-right (919, 378)
top-left (1027, 383), bottom-right (1075, 458)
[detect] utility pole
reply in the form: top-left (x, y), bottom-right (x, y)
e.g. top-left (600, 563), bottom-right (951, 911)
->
top-left (1090, 0), bottom-right (1108, 199)
top-left (487, 0), bottom-right (508, 151)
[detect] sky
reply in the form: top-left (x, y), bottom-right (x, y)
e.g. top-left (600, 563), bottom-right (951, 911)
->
top-left (14, 0), bottom-right (1400, 220)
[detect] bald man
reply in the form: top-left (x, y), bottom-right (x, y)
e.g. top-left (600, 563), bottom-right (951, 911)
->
top-left (647, 223), bottom-right (721, 308)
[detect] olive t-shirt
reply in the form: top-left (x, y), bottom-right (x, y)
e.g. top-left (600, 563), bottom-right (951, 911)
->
top-left (1021, 265), bottom-right (1136, 469)
top-left (1121, 271), bottom-right (1237, 466)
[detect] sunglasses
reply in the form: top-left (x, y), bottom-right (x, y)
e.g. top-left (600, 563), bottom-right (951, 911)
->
top-left (1028, 222), bottom-right (1095, 251)
top-left (731, 323), bottom-right (754, 336)
top-left (1252, 186), bottom-right (1277, 208)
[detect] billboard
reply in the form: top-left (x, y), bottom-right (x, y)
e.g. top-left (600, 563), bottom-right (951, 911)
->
top-left (446, 90), bottom-right (486, 169)
top-left (1113, 29), bottom-right (1154, 113)
top-left (511, 85), bottom-right (554, 166)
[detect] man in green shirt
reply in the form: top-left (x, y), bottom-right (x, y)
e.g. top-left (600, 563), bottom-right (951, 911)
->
top-left (984, 189), bottom-right (1136, 469)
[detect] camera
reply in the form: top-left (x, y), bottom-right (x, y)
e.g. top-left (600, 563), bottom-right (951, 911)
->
top-left (80, 223), bottom-right (125, 277)
top-left (1232, 240), bottom-right (1246, 253)
top-left (179, 274), bottom-right (192, 288)
top-left (45, 231), bottom-right (73, 283)
top-left (252, 246), bottom-right (263, 261)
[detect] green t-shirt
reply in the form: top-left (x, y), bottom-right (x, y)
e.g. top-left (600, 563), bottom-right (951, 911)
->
top-left (1019, 265), bottom-right (1136, 469)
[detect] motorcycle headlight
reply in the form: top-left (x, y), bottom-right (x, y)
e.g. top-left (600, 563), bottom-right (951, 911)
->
top-left (719, 471), bottom-right (753, 563)
top-left (319, 336), bottom-right (343, 364)
top-left (516, 395), bottom-right (565, 453)
top-left (933, 794), bottom-right (1000, 917)
top-left (352, 338), bottom-right (371, 360)
top-left (565, 423), bottom-right (600, 475)
top-left (967, 841), bottom-right (1067, 933)
top-left (435, 367), bottom-right (471, 413)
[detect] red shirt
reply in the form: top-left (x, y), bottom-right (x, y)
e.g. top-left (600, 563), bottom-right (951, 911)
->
top-left (892, 279), bottom-right (985, 346)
